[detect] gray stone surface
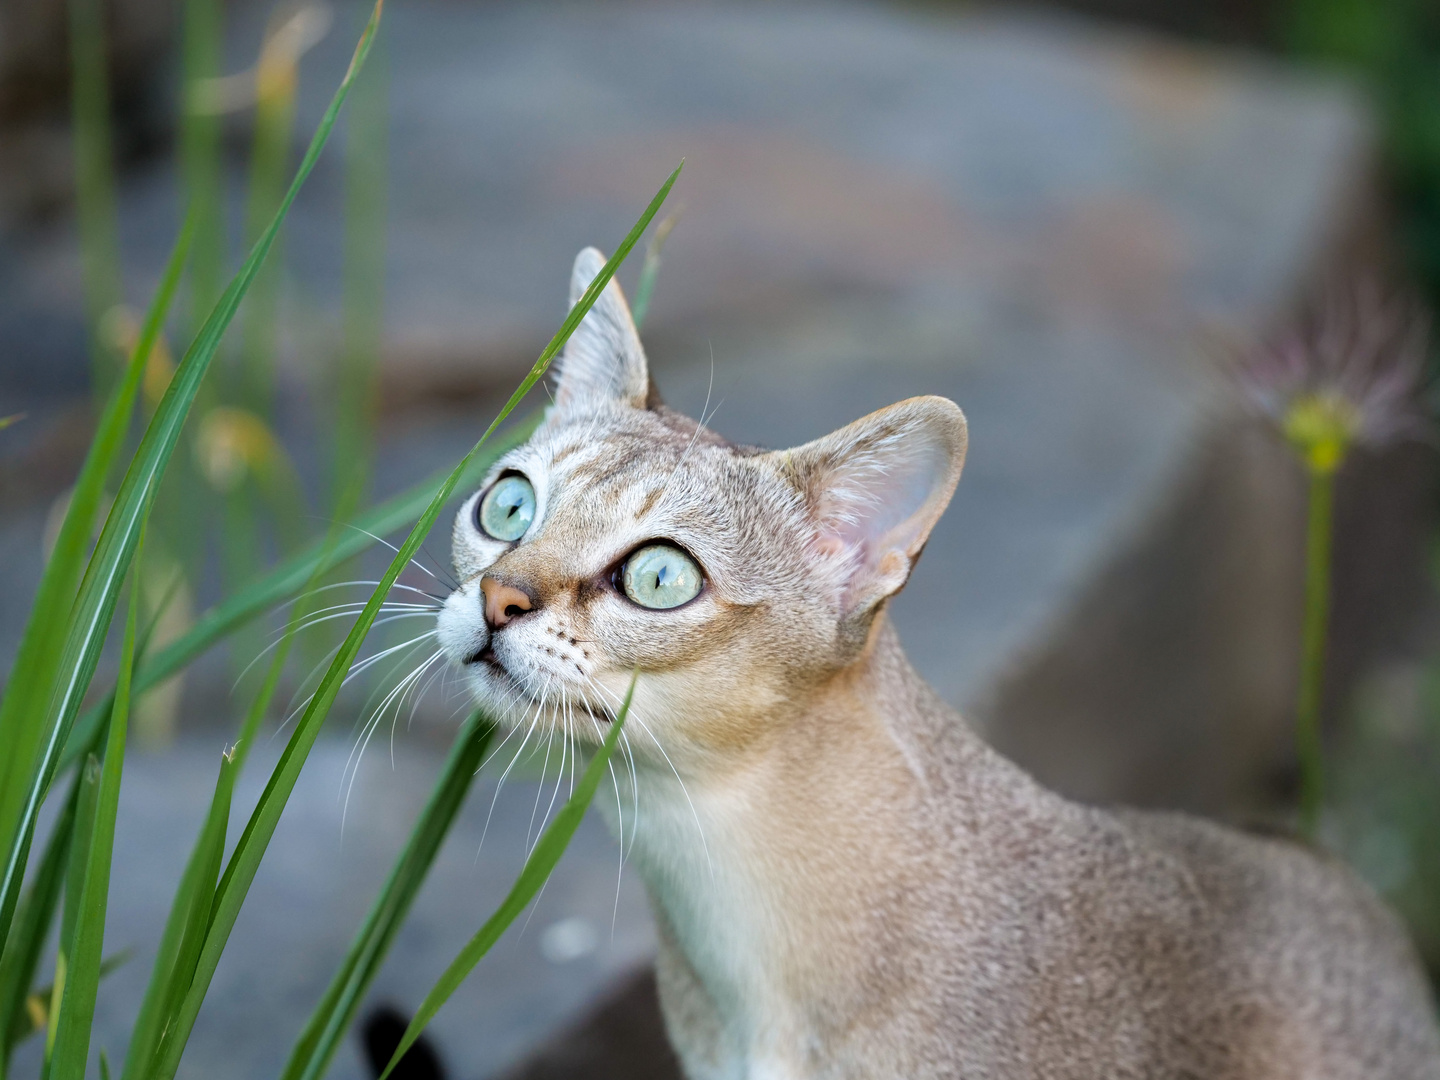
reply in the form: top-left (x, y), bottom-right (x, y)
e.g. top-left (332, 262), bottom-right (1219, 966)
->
top-left (0, 1), bottom-right (1381, 1077)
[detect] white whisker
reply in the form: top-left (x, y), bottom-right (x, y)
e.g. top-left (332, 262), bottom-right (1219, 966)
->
top-left (477, 695), bottom-right (545, 860)
top-left (340, 646), bottom-right (445, 830)
top-left (338, 524), bottom-right (451, 589)
top-left (232, 599), bottom-right (438, 690)
top-left (585, 674), bottom-right (713, 881)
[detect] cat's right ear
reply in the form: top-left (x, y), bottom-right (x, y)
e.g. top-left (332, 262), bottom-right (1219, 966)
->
top-left (551, 247), bottom-right (650, 412)
top-left (774, 396), bottom-right (967, 631)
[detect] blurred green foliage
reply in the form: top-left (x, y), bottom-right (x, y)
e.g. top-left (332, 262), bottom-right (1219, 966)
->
top-left (1287, 0), bottom-right (1440, 304)
top-left (1285, 0), bottom-right (1440, 985)
top-left (1331, 658), bottom-right (1440, 975)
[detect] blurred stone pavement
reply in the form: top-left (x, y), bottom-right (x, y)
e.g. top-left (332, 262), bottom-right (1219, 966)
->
top-left (3, 2), bottom-right (1433, 1077)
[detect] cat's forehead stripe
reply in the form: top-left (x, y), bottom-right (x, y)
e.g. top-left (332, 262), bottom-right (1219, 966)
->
top-left (548, 441), bottom-right (583, 465)
top-left (634, 486), bottom-right (666, 520)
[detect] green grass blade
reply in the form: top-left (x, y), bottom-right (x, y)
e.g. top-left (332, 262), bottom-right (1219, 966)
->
top-left (150, 162), bottom-right (679, 1080)
top-left (44, 752), bottom-right (102, 1073)
top-left (0, 772), bottom-right (82, 1073)
top-left (280, 711), bottom-right (493, 1080)
top-left (5, 951), bottom-right (128, 1053)
top-left (331, 25), bottom-right (387, 523)
top-left (49, 550), bottom-right (140, 1080)
top-left (630, 209), bottom-right (679, 330)
top-left (238, 30), bottom-right (300, 419)
top-left (118, 750), bottom-right (234, 1080)
top-left (127, 529), bottom-right (334, 1079)
top-left (179, 0), bottom-right (225, 331)
top-left (146, 753), bottom-right (234, 1077)
top-left (0, 218), bottom-right (191, 948)
top-left (276, 226), bottom-right (674, 1080)
top-left (125, 348), bottom-right (346, 1080)
top-left (304, 210), bottom-right (673, 1070)
top-left (67, 0), bottom-right (124, 397)
top-left (0, 0), bottom-right (385, 957)
top-left (378, 681), bottom-right (634, 1080)
top-left (1, 576), bottom-right (171, 1073)
top-left (59, 410), bottom-right (542, 775)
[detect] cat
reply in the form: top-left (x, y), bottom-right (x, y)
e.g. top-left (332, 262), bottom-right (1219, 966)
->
top-left (436, 248), bottom-right (1440, 1079)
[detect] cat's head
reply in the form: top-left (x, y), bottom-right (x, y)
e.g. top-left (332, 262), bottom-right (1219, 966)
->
top-left (437, 248), bottom-right (967, 760)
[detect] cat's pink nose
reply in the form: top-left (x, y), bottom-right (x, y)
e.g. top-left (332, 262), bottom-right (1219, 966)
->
top-left (480, 576), bottom-right (534, 628)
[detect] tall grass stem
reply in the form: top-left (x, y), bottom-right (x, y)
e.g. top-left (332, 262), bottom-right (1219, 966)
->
top-left (148, 163), bottom-right (677, 1079)
top-left (0, 220), bottom-right (190, 957)
top-left (1297, 467), bottom-right (1334, 838)
top-left (67, 0), bottom-right (124, 399)
top-left (0, 0), bottom-right (381, 974)
top-left (377, 680), bottom-right (635, 1080)
top-left (180, 0), bottom-right (226, 332)
top-left (332, 27), bottom-right (387, 522)
top-left (48, 541), bottom-right (140, 1079)
top-left (280, 711), bottom-right (493, 1080)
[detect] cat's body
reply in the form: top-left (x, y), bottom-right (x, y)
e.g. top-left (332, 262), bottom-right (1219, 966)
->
top-left (632, 618), bottom-right (1437, 1078)
top-left (437, 249), bottom-right (1440, 1079)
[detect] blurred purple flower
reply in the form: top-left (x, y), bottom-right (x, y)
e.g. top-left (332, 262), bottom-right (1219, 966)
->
top-left (1234, 282), bottom-right (1432, 473)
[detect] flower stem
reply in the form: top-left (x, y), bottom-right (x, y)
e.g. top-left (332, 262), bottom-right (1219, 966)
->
top-left (1296, 466), bottom-right (1334, 838)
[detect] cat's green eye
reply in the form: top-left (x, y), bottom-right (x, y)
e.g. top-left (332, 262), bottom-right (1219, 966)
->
top-left (621, 543), bottom-right (703, 610)
top-left (477, 473), bottom-right (536, 542)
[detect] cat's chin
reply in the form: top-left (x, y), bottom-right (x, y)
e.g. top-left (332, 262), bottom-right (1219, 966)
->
top-left (463, 652), bottom-right (616, 735)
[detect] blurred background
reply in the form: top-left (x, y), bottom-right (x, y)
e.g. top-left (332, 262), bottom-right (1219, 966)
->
top-left (2, 0), bottom-right (1438, 1076)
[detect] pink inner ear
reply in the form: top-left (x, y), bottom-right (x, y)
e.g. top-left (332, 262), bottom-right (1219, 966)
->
top-left (821, 438), bottom-right (949, 564)
top-left (787, 397), bottom-right (966, 609)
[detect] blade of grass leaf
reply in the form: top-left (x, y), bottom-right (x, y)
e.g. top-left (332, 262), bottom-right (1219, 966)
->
top-left (118, 750), bottom-right (234, 1080)
top-left (280, 710), bottom-right (493, 1080)
top-left (67, 0), bottom-right (124, 397)
top-left (331, 25), bottom-right (387, 524)
top-left (238, 13), bottom-right (301, 419)
top-left (630, 208), bottom-right (679, 331)
top-left (58, 410), bottom-right (541, 775)
top-left (127, 277), bottom-right (356, 1080)
top-left (44, 753), bottom-right (102, 1073)
top-left (291, 221), bottom-right (676, 1080)
top-left (5, 951), bottom-right (129, 1052)
top-left (151, 162), bottom-right (679, 1080)
top-left (2, 581), bottom-right (178, 1074)
top-left (49, 546), bottom-right (140, 1080)
top-left (180, 0), bottom-right (225, 333)
top-left (378, 679), bottom-right (634, 1080)
top-left (143, 754), bottom-right (234, 1079)
top-left (0, 0), bottom-right (385, 957)
top-left (0, 770), bottom-right (82, 1074)
top-left (0, 217), bottom-right (191, 947)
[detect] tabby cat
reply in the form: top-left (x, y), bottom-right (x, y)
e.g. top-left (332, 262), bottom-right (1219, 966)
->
top-left (436, 249), bottom-right (1440, 1079)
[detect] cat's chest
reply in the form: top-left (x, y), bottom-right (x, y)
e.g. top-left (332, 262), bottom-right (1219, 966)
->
top-left (608, 769), bottom-right (816, 1075)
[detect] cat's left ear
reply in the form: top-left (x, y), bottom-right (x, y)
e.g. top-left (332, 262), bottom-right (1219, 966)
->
top-left (552, 247), bottom-right (649, 411)
top-left (776, 396), bottom-right (967, 624)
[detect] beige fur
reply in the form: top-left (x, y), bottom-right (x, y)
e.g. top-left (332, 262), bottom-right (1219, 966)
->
top-left (437, 249), bottom-right (1440, 1079)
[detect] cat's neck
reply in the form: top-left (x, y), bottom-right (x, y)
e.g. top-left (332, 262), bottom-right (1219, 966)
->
top-left (617, 614), bottom-right (1020, 1063)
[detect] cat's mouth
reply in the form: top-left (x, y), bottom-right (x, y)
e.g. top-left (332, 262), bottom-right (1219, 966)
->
top-left (465, 645), bottom-right (614, 724)
top-left (465, 643), bottom-right (506, 674)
